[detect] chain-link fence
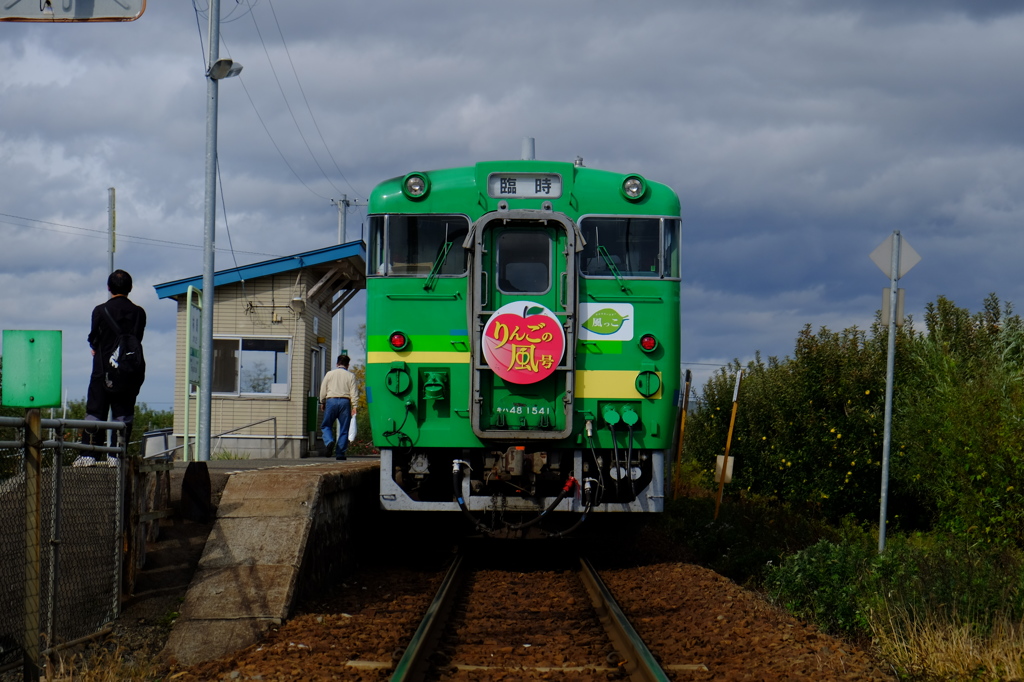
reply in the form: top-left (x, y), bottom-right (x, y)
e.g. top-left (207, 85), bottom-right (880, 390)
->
top-left (0, 415), bottom-right (126, 676)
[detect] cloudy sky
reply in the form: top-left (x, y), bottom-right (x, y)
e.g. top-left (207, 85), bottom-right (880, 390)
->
top-left (1, 0), bottom-right (1023, 411)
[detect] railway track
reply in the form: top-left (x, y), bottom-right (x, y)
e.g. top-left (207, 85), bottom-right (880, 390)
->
top-left (170, 558), bottom-right (896, 681)
top-left (391, 552), bottom-right (703, 682)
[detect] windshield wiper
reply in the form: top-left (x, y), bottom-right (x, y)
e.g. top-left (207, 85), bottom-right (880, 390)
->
top-left (598, 245), bottom-right (629, 293)
top-left (424, 241), bottom-right (454, 291)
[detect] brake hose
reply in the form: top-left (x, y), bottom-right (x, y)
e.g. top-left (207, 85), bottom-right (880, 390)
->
top-left (451, 460), bottom-right (488, 533)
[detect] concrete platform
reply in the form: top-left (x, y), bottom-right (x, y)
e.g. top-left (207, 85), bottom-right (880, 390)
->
top-left (161, 458), bottom-right (379, 667)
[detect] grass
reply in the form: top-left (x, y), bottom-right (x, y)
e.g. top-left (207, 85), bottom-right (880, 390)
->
top-left (871, 605), bottom-right (1024, 681)
top-left (211, 449), bottom-right (248, 460)
top-left (45, 646), bottom-right (160, 682)
top-left (668, 462), bottom-right (1024, 680)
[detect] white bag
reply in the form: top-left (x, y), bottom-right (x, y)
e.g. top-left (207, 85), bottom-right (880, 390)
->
top-left (348, 417), bottom-right (357, 442)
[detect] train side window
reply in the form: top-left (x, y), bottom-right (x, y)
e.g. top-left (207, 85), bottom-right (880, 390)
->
top-left (368, 216), bottom-right (385, 276)
top-left (579, 217), bottom-right (661, 278)
top-left (663, 218), bottom-right (681, 279)
top-left (388, 215), bottom-right (469, 276)
top-left (497, 230), bottom-right (550, 293)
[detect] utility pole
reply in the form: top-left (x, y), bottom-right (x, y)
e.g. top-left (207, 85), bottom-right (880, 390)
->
top-left (108, 187), bottom-right (115, 275)
top-left (198, 0), bottom-right (243, 462)
top-left (332, 195), bottom-right (365, 357)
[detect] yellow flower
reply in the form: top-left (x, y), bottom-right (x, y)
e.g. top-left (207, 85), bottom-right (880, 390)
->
top-left (837, 434), bottom-right (842, 439)
top-left (865, 390), bottom-right (870, 395)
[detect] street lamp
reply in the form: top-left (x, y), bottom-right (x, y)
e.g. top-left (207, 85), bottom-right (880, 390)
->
top-left (208, 58), bottom-right (243, 80)
top-left (198, 1), bottom-right (242, 462)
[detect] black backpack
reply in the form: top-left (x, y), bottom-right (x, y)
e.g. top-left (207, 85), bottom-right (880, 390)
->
top-left (102, 307), bottom-right (146, 393)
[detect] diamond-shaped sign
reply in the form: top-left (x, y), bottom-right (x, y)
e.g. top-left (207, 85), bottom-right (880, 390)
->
top-left (870, 233), bottom-right (920, 280)
top-left (0, 0), bottom-right (145, 22)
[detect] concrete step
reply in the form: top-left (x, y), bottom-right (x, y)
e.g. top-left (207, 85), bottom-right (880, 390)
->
top-left (144, 521), bottom-right (213, 570)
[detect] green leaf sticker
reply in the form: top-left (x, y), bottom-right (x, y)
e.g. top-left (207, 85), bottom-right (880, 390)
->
top-left (582, 308), bottom-right (628, 334)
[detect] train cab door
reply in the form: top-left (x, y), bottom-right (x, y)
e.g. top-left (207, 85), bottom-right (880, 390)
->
top-left (468, 209), bottom-right (579, 439)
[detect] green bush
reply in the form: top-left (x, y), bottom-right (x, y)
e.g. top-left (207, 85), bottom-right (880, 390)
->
top-left (683, 294), bottom-right (1024, 550)
top-left (765, 527), bottom-right (1024, 640)
top-left (763, 524), bottom-right (877, 637)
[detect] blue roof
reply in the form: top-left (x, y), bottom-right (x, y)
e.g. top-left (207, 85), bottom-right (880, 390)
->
top-left (154, 241), bottom-right (366, 300)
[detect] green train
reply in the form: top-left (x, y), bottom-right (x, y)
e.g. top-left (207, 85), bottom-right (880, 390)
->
top-left (366, 156), bottom-right (681, 537)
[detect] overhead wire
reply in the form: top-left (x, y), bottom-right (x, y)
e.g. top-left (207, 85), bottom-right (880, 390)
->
top-left (0, 212), bottom-right (282, 258)
top-left (263, 0), bottom-right (365, 200)
top-left (194, 0), bottom-right (366, 202)
top-left (244, 0), bottom-right (344, 198)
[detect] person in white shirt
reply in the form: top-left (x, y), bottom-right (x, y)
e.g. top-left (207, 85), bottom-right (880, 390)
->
top-left (318, 354), bottom-right (359, 459)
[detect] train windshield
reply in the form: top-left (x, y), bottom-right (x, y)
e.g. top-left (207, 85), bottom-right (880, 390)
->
top-left (579, 217), bottom-right (680, 279)
top-left (497, 229), bottom-right (550, 293)
top-left (368, 215), bottom-right (470, 276)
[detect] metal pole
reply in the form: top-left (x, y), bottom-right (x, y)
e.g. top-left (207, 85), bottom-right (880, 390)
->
top-left (337, 195), bottom-right (346, 245)
top-left (878, 231), bottom-right (901, 552)
top-left (107, 188), bottom-right (116, 274)
top-left (339, 198), bottom-right (347, 355)
top-left (198, 0), bottom-right (222, 463)
top-left (45, 434), bottom-right (64, 654)
top-left (23, 409), bottom-right (42, 681)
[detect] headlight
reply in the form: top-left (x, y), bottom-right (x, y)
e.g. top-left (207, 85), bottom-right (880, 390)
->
top-left (402, 173), bottom-right (429, 199)
top-left (621, 175), bottom-right (647, 201)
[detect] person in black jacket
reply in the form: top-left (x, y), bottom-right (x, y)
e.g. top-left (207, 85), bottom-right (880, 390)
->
top-left (83, 270), bottom-right (147, 451)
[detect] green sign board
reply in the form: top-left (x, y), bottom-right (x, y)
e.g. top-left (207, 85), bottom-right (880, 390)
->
top-left (2, 330), bottom-right (62, 408)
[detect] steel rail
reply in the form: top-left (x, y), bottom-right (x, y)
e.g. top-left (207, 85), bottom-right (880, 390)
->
top-left (579, 557), bottom-right (671, 682)
top-left (390, 552), bottom-right (467, 682)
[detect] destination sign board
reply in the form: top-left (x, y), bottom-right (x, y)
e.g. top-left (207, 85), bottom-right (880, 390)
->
top-left (1, 0), bottom-right (145, 22)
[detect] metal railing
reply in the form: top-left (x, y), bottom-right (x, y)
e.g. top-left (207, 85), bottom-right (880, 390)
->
top-left (0, 415), bottom-right (127, 678)
top-left (145, 417), bottom-right (279, 460)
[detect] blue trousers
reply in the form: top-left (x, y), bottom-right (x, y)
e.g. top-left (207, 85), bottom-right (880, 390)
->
top-left (321, 398), bottom-right (352, 455)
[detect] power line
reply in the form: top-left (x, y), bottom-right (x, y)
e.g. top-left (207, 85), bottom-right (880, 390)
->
top-left (245, 0), bottom-right (344, 197)
top-left (264, 0), bottom-right (366, 200)
top-left (0, 212), bottom-right (282, 257)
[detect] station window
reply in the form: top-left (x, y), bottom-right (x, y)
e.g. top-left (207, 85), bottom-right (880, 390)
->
top-left (377, 215), bottom-right (470, 276)
top-left (212, 337), bottom-right (291, 396)
top-left (579, 217), bottom-right (664, 278)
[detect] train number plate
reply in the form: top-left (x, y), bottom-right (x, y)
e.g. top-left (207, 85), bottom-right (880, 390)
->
top-left (487, 173), bottom-right (562, 199)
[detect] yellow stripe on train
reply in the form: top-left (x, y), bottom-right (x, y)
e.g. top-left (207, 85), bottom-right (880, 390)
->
top-left (367, 352), bottom-right (662, 400)
top-left (575, 370), bottom-right (663, 400)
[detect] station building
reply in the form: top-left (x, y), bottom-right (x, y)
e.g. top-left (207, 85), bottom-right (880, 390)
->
top-left (154, 242), bottom-right (365, 459)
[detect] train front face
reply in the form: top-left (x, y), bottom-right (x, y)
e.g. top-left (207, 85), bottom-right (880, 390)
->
top-left (367, 161), bottom-right (681, 534)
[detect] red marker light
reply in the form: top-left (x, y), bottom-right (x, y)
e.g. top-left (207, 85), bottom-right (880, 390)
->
top-left (640, 334), bottom-right (658, 352)
top-left (389, 332), bottom-right (408, 350)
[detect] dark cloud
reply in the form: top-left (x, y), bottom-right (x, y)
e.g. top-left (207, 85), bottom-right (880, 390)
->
top-left (1, 1), bottom-right (1023, 406)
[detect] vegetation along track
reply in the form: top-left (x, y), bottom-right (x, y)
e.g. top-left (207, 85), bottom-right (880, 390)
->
top-left (173, 554), bottom-right (895, 681)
